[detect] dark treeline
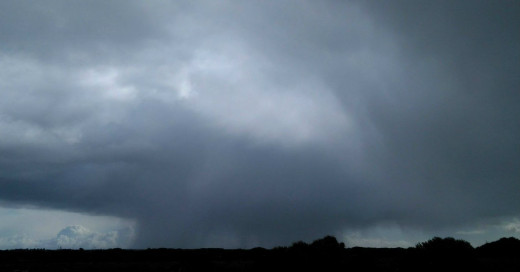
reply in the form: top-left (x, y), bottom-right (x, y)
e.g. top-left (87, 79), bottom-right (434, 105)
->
top-left (0, 236), bottom-right (519, 271)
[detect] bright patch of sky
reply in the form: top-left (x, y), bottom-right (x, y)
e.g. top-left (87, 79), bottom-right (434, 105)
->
top-left (0, 206), bottom-right (134, 249)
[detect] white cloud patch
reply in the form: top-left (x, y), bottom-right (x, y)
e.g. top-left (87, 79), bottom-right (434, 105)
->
top-left (79, 67), bottom-right (138, 102)
top-left (345, 234), bottom-right (412, 248)
top-left (503, 219), bottom-right (520, 234)
top-left (341, 223), bottom-right (426, 248)
top-left (0, 207), bottom-right (135, 249)
top-left (0, 234), bottom-right (39, 249)
top-left (53, 225), bottom-right (134, 249)
top-left (0, 225), bottom-right (135, 249)
top-left (171, 42), bottom-right (354, 147)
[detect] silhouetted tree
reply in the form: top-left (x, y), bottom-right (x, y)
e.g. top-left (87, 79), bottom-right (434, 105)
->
top-left (414, 236), bottom-right (475, 266)
top-left (477, 237), bottom-right (520, 258)
top-left (288, 240), bottom-right (309, 254)
top-left (416, 237), bottom-right (473, 252)
top-left (310, 235), bottom-right (345, 251)
top-left (291, 241), bottom-right (309, 248)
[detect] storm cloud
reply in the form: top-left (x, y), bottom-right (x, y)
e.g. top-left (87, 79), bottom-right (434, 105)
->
top-left (0, 0), bottom-right (519, 248)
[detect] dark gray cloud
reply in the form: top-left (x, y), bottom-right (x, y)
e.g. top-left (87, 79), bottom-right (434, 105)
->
top-left (0, 0), bottom-right (519, 248)
top-left (354, 0), bottom-right (520, 221)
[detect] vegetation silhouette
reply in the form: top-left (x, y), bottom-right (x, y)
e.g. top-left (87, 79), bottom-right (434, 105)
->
top-left (477, 237), bottom-right (520, 258)
top-left (415, 236), bottom-right (474, 252)
top-left (409, 237), bottom-right (476, 271)
top-left (0, 236), bottom-right (518, 271)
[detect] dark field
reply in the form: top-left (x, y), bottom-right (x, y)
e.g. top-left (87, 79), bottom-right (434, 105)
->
top-left (1, 236), bottom-right (519, 272)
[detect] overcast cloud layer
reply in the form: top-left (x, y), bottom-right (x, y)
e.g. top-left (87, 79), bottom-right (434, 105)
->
top-left (0, 0), bottom-right (519, 248)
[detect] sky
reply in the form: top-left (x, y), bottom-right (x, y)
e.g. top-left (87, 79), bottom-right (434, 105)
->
top-left (0, 0), bottom-right (519, 249)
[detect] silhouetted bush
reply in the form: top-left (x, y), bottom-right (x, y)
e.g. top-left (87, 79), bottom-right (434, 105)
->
top-left (290, 241), bottom-right (309, 249)
top-left (413, 236), bottom-right (475, 268)
top-left (416, 237), bottom-right (473, 252)
top-left (310, 235), bottom-right (345, 251)
top-left (287, 240), bottom-right (309, 255)
top-left (477, 237), bottom-right (520, 258)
